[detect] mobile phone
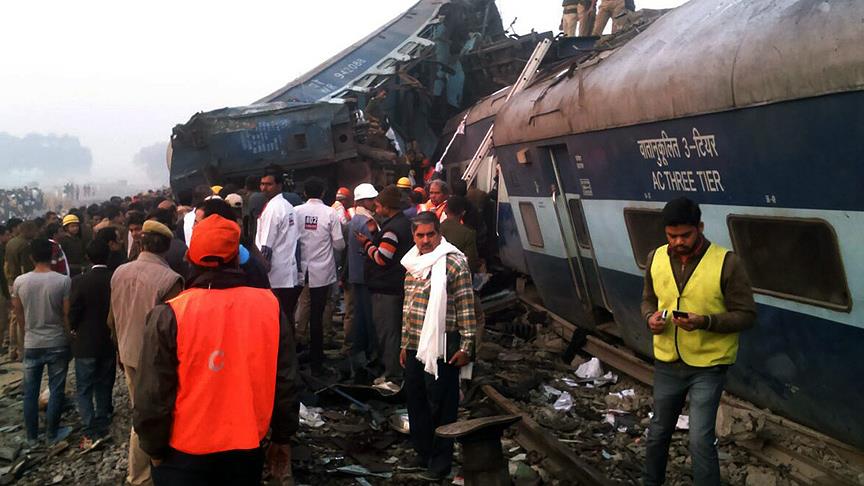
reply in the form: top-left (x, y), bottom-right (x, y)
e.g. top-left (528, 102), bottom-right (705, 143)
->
top-left (672, 310), bottom-right (689, 319)
top-left (661, 310), bottom-right (668, 320)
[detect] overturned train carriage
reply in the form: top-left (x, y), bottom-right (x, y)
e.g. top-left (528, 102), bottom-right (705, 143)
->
top-left (169, 0), bottom-right (509, 194)
top-left (473, 0), bottom-right (863, 447)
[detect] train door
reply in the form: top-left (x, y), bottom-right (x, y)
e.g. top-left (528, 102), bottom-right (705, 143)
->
top-left (545, 144), bottom-right (610, 316)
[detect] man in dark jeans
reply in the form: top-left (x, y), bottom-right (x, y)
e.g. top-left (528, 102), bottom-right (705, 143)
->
top-left (70, 239), bottom-right (116, 445)
top-left (11, 238), bottom-right (72, 445)
top-left (355, 186), bottom-right (413, 387)
top-left (641, 198), bottom-right (757, 485)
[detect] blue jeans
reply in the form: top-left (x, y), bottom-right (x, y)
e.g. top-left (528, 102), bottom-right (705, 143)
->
top-left (644, 361), bottom-right (726, 486)
top-left (23, 346), bottom-right (71, 440)
top-left (75, 354), bottom-right (116, 438)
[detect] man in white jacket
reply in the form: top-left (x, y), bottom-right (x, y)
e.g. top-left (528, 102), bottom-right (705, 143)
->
top-left (255, 170), bottom-right (301, 329)
top-left (295, 178), bottom-right (344, 374)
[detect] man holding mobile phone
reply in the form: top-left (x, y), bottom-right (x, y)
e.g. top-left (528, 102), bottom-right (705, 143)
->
top-left (642, 197), bottom-right (757, 486)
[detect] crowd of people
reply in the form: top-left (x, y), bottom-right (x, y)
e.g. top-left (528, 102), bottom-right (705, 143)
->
top-left (0, 170), bottom-right (498, 484)
top-left (0, 186), bottom-right (44, 221)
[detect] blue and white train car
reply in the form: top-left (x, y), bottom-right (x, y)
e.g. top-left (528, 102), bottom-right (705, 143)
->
top-left (490, 0), bottom-right (864, 448)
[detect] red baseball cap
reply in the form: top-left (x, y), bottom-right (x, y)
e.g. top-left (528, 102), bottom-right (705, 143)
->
top-left (336, 187), bottom-right (351, 200)
top-left (188, 215), bottom-right (240, 267)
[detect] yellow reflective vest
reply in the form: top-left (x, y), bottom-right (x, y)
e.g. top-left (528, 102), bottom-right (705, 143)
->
top-left (650, 243), bottom-right (739, 366)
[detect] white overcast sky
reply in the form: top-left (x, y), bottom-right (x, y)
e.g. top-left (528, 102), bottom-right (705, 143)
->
top-left (0, 0), bottom-right (685, 186)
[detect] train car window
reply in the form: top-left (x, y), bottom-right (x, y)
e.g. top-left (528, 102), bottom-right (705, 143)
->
top-left (519, 202), bottom-right (544, 248)
top-left (727, 215), bottom-right (851, 311)
top-left (567, 199), bottom-right (591, 249)
top-left (623, 208), bottom-right (666, 269)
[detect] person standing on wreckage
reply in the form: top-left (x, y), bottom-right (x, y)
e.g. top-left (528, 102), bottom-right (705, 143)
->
top-left (642, 197), bottom-right (757, 486)
top-left (398, 210), bottom-right (477, 482)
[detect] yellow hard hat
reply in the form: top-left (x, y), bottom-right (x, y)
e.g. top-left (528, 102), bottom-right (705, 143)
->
top-left (211, 185), bottom-right (223, 195)
top-left (396, 177), bottom-right (412, 189)
top-left (62, 214), bottom-right (80, 226)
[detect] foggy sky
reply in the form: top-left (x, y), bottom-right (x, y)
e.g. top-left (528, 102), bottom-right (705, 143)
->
top-left (0, 0), bottom-right (686, 189)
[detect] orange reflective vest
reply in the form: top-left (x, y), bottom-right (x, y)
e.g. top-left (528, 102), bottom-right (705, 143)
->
top-left (167, 287), bottom-right (280, 455)
top-left (417, 201), bottom-right (448, 221)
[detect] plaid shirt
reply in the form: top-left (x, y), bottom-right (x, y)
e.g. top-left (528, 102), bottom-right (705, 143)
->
top-left (401, 252), bottom-right (477, 355)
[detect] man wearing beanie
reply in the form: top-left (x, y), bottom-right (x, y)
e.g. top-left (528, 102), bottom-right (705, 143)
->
top-left (110, 219), bottom-right (184, 486)
top-left (642, 197), bottom-right (756, 486)
top-left (133, 215), bottom-right (299, 485)
top-left (355, 185), bottom-right (413, 387)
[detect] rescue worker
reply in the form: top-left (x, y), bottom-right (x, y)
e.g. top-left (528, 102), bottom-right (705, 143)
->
top-left (355, 186), bottom-right (413, 386)
top-left (398, 211), bottom-right (476, 481)
top-left (418, 180), bottom-right (449, 222)
top-left (133, 214), bottom-right (298, 485)
top-left (561, 0), bottom-right (595, 37)
top-left (295, 178), bottom-right (345, 374)
top-left (592, 0), bottom-right (627, 36)
top-left (642, 197), bottom-right (757, 486)
top-left (346, 183), bottom-right (379, 382)
top-left (110, 220), bottom-right (184, 486)
top-left (255, 169), bottom-right (301, 329)
top-left (58, 214), bottom-right (86, 276)
top-left (331, 187), bottom-right (353, 226)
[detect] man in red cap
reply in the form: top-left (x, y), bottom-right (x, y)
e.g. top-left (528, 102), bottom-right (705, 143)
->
top-left (133, 214), bottom-right (299, 485)
top-left (331, 187), bottom-right (353, 226)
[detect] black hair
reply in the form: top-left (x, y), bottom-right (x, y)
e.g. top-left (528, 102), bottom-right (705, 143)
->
top-left (42, 222), bottom-right (61, 239)
top-left (86, 239), bottom-right (110, 265)
top-left (103, 205), bottom-right (121, 221)
top-left (304, 177), bottom-right (325, 199)
top-left (33, 217), bottom-right (45, 229)
top-left (201, 199), bottom-right (236, 221)
top-left (411, 211), bottom-right (441, 233)
top-left (147, 208), bottom-right (176, 230)
top-left (263, 166), bottom-right (284, 186)
top-left (6, 218), bottom-right (22, 232)
top-left (96, 226), bottom-right (118, 243)
top-left (445, 195), bottom-right (467, 216)
top-left (662, 197), bottom-right (701, 227)
top-left (140, 232), bottom-right (171, 254)
top-left (176, 188), bottom-right (195, 207)
top-left (86, 204), bottom-right (100, 217)
top-left (30, 238), bottom-right (53, 264)
top-left (126, 211), bottom-right (146, 227)
top-left (244, 175), bottom-right (259, 192)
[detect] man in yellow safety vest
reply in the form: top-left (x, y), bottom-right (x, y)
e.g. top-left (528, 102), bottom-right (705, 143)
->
top-left (641, 197), bottom-right (757, 486)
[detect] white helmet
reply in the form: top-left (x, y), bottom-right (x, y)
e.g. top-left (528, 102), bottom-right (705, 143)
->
top-left (353, 183), bottom-right (378, 201)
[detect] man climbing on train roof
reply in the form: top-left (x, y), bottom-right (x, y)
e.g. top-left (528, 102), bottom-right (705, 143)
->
top-left (641, 197), bottom-right (757, 486)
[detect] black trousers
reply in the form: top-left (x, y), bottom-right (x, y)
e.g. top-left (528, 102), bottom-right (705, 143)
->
top-left (404, 350), bottom-right (460, 476)
top-left (271, 287), bottom-right (302, 333)
top-left (307, 285), bottom-right (330, 367)
top-left (151, 447), bottom-right (264, 486)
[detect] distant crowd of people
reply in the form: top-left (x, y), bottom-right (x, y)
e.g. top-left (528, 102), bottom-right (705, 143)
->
top-left (0, 170), bottom-right (499, 484)
top-left (0, 186), bottom-right (44, 221)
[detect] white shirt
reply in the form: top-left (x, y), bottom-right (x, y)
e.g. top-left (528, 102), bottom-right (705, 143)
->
top-left (295, 198), bottom-right (345, 288)
top-left (255, 193), bottom-right (300, 288)
top-left (183, 211), bottom-right (196, 248)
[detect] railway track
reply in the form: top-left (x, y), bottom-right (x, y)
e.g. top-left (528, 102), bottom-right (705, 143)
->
top-left (510, 292), bottom-right (864, 486)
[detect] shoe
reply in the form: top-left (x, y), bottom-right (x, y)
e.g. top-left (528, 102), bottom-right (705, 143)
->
top-left (419, 469), bottom-right (448, 482)
top-left (372, 380), bottom-right (402, 395)
top-left (48, 426), bottom-right (72, 443)
top-left (397, 455), bottom-right (428, 472)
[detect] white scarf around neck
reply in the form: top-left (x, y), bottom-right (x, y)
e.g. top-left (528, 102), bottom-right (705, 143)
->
top-left (401, 238), bottom-right (462, 379)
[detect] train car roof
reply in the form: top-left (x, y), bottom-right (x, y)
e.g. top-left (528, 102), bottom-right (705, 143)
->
top-left (494, 0), bottom-right (864, 146)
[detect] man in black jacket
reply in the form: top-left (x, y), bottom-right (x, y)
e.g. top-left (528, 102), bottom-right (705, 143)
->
top-left (355, 185), bottom-right (413, 386)
top-left (133, 215), bottom-right (299, 485)
top-left (70, 239), bottom-right (116, 444)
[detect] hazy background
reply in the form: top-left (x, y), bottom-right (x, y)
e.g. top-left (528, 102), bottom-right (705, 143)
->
top-left (0, 0), bottom-right (685, 193)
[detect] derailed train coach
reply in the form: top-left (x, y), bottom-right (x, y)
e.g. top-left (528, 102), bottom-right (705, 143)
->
top-left (462, 0), bottom-right (863, 448)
